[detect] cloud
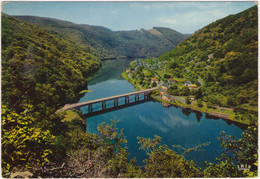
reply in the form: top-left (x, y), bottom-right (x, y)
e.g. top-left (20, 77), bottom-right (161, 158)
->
top-left (156, 18), bottom-right (178, 25)
top-left (155, 8), bottom-right (230, 33)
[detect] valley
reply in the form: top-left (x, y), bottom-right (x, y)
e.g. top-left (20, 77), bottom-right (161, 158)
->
top-left (122, 6), bottom-right (258, 126)
top-left (14, 15), bottom-right (189, 59)
top-left (1, 3), bottom-right (258, 178)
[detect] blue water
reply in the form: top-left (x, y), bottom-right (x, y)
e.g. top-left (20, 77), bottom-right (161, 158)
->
top-left (79, 59), bottom-right (244, 167)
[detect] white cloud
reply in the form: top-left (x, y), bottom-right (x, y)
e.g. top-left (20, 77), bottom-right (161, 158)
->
top-left (155, 8), bottom-right (231, 33)
top-left (156, 18), bottom-right (178, 25)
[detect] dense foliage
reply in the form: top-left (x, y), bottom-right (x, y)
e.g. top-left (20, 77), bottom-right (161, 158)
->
top-left (2, 6), bottom-right (258, 177)
top-left (158, 6), bottom-right (258, 119)
top-left (1, 14), bottom-right (101, 175)
top-left (137, 135), bottom-right (203, 177)
top-left (2, 14), bottom-right (101, 115)
top-left (2, 105), bottom-right (55, 174)
top-left (14, 15), bottom-right (189, 59)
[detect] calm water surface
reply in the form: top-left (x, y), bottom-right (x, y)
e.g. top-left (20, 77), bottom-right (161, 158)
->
top-left (79, 59), bottom-right (244, 167)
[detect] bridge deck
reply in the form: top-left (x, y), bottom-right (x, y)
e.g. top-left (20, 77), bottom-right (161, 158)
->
top-left (61, 87), bottom-right (158, 111)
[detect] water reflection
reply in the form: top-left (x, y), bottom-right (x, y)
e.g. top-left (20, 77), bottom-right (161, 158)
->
top-left (194, 111), bottom-right (203, 123)
top-left (182, 108), bottom-right (192, 116)
top-left (89, 59), bottom-right (133, 85)
top-left (138, 106), bottom-right (198, 133)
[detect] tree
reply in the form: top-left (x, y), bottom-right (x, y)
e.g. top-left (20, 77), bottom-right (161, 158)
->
top-left (180, 86), bottom-right (190, 96)
top-left (137, 135), bottom-right (202, 178)
top-left (185, 96), bottom-right (191, 104)
top-left (163, 74), bottom-right (171, 79)
top-left (2, 105), bottom-right (55, 175)
top-left (219, 125), bottom-right (258, 172)
top-left (151, 81), bottom-right (157, 87)
top-left (226, 98), bottom-right (234, 107)
top-left (237, 90), bottom-right (249, 104)
top-left (203, 159), bottom-right (241, 177)
top-left (219, 64), bottom-right (227, 73)
top-left (196, 88), bottom-right (203, 99)
top-left (169, 85), bottom-right (178, 90)
top-left (197, 99), bottom-right (203, 107)
top-left (206, 72), bottom-right (215, 83)
top-left (168, 61), bottom-right (178, 69)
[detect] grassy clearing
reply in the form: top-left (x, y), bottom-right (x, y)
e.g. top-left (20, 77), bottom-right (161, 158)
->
top-left (62, 110), bottom-right (81, 122)
top-left (122, 72), bottom-right (141, 90)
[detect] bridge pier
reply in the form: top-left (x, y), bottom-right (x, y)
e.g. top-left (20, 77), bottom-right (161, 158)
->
top-left (125, 96), bottom-right (129, 104)
top-left (144, 93), bottom-right (149, 99)
top-left (88, 104), bottom-right (93, 113)
top-left (102, 101), bottom-right (106, 110)
top-left (114, 98), bottom-right (119, 107)
top-left (135, 94), bottom-right (139, 102)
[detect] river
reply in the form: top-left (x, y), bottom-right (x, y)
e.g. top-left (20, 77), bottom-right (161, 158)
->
top-left (79, 58), bottom-right (244, 167)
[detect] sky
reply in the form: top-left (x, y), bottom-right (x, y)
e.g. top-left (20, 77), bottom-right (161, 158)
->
top-left (1, 1), bottom-right (256, 34)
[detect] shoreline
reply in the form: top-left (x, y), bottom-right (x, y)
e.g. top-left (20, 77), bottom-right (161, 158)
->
top-left (122, 72), bottom-right (250, 126)
top-left (151, 95), bottom-right (249, 126)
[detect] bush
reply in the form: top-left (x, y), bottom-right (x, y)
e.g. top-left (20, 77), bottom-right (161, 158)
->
top-left (197, 99), bottom-right (203, 107)
top-left (163, 74), bottom-right (171, 79)
top-left (151, 81), bottom-right (157, 87)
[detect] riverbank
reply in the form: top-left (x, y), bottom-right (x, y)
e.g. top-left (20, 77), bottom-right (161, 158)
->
top-left (151, 95), bottom-right (249, 125)
top-left (122, 72), bottom-right (250, 125)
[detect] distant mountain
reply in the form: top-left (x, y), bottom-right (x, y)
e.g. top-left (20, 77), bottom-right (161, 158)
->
top-left (159, 6), bottom-right (258, 114)
top-left (14, 15), bottom-right (189, 59)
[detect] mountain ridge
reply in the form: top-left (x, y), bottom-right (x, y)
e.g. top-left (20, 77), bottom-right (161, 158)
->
top-left (13, 15), bottom-right (189, 59)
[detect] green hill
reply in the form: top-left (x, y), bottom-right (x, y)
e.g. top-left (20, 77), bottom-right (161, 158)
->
top-left (2, 13), bottom-right (101, 113)
top-left (158, 6), bottom-right (258, 119)
top-left (14, 15), bottom-right (189, 59)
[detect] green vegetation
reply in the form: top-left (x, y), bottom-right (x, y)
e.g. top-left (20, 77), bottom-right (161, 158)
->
top-left (14, 16), bottom-right (189, 59)
top-left (2, 14), bottom-right (101, 114)
top-left (137, 135), bottom-right (203, 177)
top-left (2, 6), bottom-right (258, 178)
top-left (157, 6), bottom-right (258, 123)
top-left (2, 105), bottom-right (55, 173)
top-left (1, 14), bottom-right (101, 176)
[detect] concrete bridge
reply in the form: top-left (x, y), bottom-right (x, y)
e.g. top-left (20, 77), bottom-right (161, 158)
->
top-left (61, 87), bottom-right (158, 113)
top-left (83, 98), bottom-right (150, 118)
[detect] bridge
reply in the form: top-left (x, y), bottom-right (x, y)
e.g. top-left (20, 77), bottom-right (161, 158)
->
top-left (60, 87), bottom-right (158, 114)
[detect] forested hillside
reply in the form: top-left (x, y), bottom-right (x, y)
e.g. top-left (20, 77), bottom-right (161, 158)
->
top-left (159, 5), bottom-right (258, 120)
top-left (14, 15), bottom-right (189, 59)
top-left (2, 13), bottom-right (101, 113)
top-left (1, 14), bottom-right (104, 176)
top-left (1, 6), bottom-right (258, 177)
